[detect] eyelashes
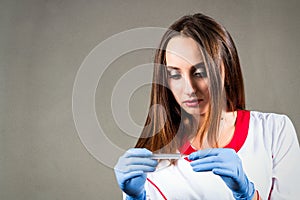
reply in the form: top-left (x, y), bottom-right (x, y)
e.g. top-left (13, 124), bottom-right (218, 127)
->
top-left (167, 67), bottom-right (207, 80)
top-left (193, 68), bottom-right (207, 78)
top-left (167, 70), bottom-right (181, 80)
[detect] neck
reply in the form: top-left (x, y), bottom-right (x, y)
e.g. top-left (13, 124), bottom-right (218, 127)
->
top-left (191, 111), bottom-right (237, 149)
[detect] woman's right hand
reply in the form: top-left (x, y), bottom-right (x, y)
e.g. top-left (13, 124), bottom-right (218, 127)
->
top-left (114, 148), bottom-right (158, 199)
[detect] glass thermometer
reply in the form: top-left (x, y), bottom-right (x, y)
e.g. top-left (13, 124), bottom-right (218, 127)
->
top-left (150, 153), bottom-right (188, 160)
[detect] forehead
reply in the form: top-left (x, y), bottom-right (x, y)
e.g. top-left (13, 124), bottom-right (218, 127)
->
top-left (166, 36), bottom-right (203, 68)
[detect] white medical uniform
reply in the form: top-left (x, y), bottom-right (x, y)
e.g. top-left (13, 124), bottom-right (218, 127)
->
top-left (125, 110), bottom-right (300, 200)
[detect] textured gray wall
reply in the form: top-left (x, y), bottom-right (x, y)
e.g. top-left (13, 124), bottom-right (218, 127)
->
top-left (1, 0), bottom-right (299, 199)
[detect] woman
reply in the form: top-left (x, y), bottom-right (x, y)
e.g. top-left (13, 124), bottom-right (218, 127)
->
top-left (114, 13), bottom-right (300, 200)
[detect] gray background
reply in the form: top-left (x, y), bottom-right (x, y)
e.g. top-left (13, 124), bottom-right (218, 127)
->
top-left (1, 0), bottom-right (299, 199)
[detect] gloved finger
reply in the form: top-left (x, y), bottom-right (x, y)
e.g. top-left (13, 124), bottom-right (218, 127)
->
top-left (190, 156), bottom-right (235, 171)
top-left (212, 168), bottom-right (236, 179)
top-left (115, 157), bottom-right (157, 173)
top-left (124, 148), bottom-right (152, 158)
top-left (125, 157), bottom-right (158, 167)
top-left (190, 161), bottom-right (222, 172)
top-left (119, 165), bottom-right (157, 173)
top-left (118, 170), bottom-right (144, 184)
top-left (190, 155), bottom-right (220, 167)
top-left (188, 148), bottom-right (222, 160)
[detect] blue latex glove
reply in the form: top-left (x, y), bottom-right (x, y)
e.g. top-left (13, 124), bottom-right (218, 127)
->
top-left (114, 148), bottom-right (158, 200)
top-left (189, 148), bottom-right (255, 200)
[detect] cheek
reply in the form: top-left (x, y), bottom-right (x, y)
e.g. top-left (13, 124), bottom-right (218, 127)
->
top-left (197, 80), bottom-right (209, 94)
top-left (168, 80), bottom-right (183, 101)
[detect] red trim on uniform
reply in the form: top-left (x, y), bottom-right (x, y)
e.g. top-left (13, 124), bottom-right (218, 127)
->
top-left (178, 141), bottom-right (197, 162)
top-left (180, 110), bottom-right (251, 157)
top-left (179, 140), bottom-right (195, 162)
top-left (147, 178), bottom-right (167, 200)
top-left (224, 110), bottom-right (250, 152)
top-left (268, 178), bottom-right (275, 200)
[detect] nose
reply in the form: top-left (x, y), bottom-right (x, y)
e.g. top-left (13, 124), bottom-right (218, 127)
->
top-left (184, 75), bottom-right (196, 97)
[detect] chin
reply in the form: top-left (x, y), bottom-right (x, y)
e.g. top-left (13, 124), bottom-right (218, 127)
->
top-left (184, 107), bottom-right (206, 116)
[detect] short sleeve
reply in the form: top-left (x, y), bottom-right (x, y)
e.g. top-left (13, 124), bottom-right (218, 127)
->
top-left (269, 115), bottom-right (300, 199)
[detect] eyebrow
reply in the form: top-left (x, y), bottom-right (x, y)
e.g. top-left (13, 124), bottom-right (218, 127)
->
top-left (166, 62), bottom-right (205, 70)
top-left (194, 62), bottom-right (205, 69)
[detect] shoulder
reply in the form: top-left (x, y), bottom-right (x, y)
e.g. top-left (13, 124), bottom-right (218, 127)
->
top-left (249, 110), bottom-right (293, 130)
top-left (249, 110), bottom-right (288, 120)
top-left (248, 110), bottom-right (298, 150)
top-left (245, 110), bottom-right (297, 146)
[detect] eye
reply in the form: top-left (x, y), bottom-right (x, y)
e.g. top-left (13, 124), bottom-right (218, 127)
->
top-left (167, 70), bottom-right (182, 80)
top-left (193, 68), bottom-right (207, 78)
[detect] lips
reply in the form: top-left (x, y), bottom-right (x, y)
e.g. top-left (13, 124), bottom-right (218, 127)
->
top-left (183, 99), bottom-right (203, 107)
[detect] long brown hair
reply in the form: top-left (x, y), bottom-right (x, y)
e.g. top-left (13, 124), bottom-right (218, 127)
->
top-left (135, 13), bottom-right (245, 154)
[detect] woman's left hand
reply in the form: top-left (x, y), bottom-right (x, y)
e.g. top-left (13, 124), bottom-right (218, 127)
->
top-left (188, 148), bottom-right (255, 200)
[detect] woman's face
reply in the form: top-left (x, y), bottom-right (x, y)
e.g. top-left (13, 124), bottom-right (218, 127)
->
top-left (166, 36), bottom-right (209, 116)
